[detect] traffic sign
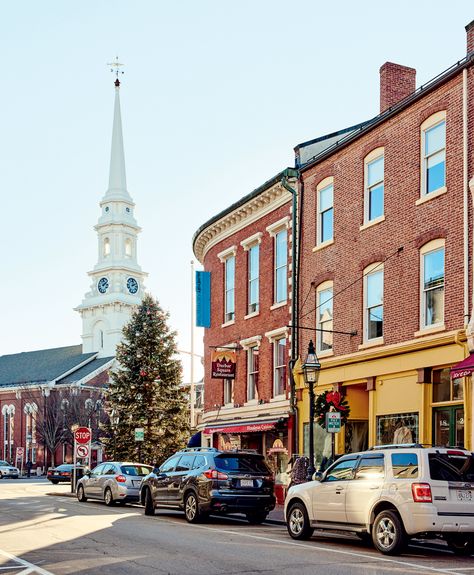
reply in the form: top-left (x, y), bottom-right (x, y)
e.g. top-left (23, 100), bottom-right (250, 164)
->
top-left (134, 428), bottom-right (144, 442)
top-left (74, 427), bottom-right (92, 444)
top-left (326, 412), bottom-right (341, 433)
top-left (76, 444), bottom-right (90, 458)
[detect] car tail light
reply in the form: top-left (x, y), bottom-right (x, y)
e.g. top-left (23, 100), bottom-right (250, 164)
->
top-left (412, 483), bottom-right (432, 502)
top-left (447, 450), bottom-right (465, 456)
top-left (115, 475), bottom-right (127, 483)
top-left (203, 469), bottom-right (228, 480)
top-left (62, 472), bottom-right (71, 477)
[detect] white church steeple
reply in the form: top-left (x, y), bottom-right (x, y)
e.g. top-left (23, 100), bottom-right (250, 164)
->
top-left (76, 64), bottom-right (147, 358)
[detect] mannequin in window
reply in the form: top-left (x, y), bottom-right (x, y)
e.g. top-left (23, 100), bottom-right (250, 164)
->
top-left (393, 419), bottom-right (413, 444)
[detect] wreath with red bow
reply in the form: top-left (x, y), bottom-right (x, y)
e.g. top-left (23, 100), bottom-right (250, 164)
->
top-left (315, 390), bottom-right (350, 429)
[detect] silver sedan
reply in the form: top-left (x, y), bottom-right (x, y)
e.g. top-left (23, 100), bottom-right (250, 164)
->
top-left (76, 461), bottom-right (152, 506)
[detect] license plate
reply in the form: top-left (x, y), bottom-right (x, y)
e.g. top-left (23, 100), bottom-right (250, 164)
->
top-left (240, 479), bottom-right (254, 487)
top-left (132, 480), bottom-right (141, 487)
top-left (457, 490), bottom-right (472, 501)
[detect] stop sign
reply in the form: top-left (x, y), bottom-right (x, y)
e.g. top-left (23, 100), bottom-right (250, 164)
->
top-left (74, 427), bottom-right (92, 444)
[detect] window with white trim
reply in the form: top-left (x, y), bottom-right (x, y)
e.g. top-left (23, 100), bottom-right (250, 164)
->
top-left (420, 240), bottom-right (445, 328)
top-left (224, 255), bottom-right (235, 322)
top-left (223, 379), bottom-right (234, 405)
top-left (421, 113), bottom-right (446, 196)
top-left (103, 237), bottom-right (110, 257)
top-left (364, 150), bottom-right (384, 223)
top-left (247, 346), bottom-right (259, 401)
top-left (317, 179), bottom-right (334, 244)
top-left (364, 264), bottom-right (383, 341)
top-left (274, 229), bottom-right (287, 303)
top-left (316, 282), bottom-right (333, 352)
top-left (273, 337), bottom-right (286, 397)
top-left (248, 243), bottom-right (259, 314)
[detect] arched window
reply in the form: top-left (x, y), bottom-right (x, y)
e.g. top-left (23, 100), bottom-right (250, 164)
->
top-left (2, 405), bottom-right (15, 461)
top-left (103, 237), bottom-right (111, 257)
top-left (420, 239), bottom-right (445, 329)
top-left (125, 238), bottom-right (132, 258)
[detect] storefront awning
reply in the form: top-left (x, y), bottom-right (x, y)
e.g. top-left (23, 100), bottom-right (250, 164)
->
top-left (451, 353), bottom-right (474, 379)
top-left (203, 419), bottom-right (282, 435)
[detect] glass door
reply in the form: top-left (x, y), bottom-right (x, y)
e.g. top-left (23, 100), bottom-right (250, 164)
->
top-left (433, 406), bottom-right (464, 447)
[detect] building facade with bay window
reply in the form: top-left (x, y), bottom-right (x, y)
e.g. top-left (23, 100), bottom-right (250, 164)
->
top-left (293, 22), bottom-right (474, 465)
top-left (193, 171), bottom-right (297, 502)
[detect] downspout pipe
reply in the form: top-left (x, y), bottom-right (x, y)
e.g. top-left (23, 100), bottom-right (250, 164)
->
top-left (281, 167), bottom-right (299, 455)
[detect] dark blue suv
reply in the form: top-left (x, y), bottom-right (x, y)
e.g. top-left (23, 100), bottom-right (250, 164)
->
top-left (140, 447), bottom-right (275, 523)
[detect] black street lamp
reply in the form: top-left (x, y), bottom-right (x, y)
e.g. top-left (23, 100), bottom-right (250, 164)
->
top-left (302, 340), bottom-right (321, 480)
top-left (110, 410), bottom-right (120, 460)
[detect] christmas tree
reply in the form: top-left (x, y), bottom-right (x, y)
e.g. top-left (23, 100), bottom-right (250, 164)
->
top-left (103, 293), bottom-right (189, 465)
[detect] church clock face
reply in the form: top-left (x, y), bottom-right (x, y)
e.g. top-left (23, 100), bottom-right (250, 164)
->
top-left (97, 277), bottom-right (109, 294)
top-left (127, 277), bottom-right (139, 294)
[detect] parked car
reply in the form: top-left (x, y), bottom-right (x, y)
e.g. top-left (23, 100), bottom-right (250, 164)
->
top-left (140, 447), bottom-right (275, 523)
top-left (0, 460), bottom-right (20, 479)
top-left (47, 463), bottom-right (85, 484)
top-left (285, 444), bottom-right (474, 556)
top-left (76, 462), bottom-right (152, 506)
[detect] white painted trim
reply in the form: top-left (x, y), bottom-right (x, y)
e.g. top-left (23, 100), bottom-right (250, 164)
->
top-left (240, 335), bottom-right (262, 349)
top-left (415, 186), bottom-right (447, 205)
top-left (221, 319), bottom-right (235, 328)
top-left (360, 215), bottom-right (385, 231)
top-left (240, 232), bottom-right (263, 250)
top-left (266, 216), bottom-right (290, 236)
top-left (217, 245), bottom-right (237, 262)
top-left (312, 238), bottom-right (334, 252)
top-left (244, 311), bottom-right (260, 320)
top-left (270, 301), bottom-right (287, 310)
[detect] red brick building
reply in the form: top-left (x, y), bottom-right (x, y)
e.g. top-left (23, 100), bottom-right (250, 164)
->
top-left (293, 21), bottom-right (474, 462)
top-left (193, 170), bottom-right (297, 500)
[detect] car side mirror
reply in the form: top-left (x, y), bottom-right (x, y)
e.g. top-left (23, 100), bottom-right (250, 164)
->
top-left (312, 471), bottom-right (323, 481)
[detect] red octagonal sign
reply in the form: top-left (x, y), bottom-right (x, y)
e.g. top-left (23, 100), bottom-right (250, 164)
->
top-left (74, 427), bottom-right (92, 445)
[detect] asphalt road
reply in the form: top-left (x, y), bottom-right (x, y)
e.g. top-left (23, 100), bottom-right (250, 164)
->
top-left (0, 478), bottom-right (472, 575)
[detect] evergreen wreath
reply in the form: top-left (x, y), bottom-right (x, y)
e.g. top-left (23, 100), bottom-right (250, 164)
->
top-left (315, 390), bottom-right (350, 429)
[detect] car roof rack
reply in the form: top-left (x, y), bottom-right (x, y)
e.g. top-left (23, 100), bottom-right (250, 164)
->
top-left (180, 447), bottom-right (219, 453)
top-left (369, 443), bottom-right (426, 450)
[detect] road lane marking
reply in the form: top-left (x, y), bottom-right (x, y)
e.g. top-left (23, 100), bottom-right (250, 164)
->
top-left (0, 550), bottom-right (54, 575)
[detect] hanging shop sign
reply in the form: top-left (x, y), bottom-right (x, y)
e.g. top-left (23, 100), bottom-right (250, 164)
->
top-left (211, 350), bottom-right (236, 379)
top-left (196, 271), bottom-right (211, 328)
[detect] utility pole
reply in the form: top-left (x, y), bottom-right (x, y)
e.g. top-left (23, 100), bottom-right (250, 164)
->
top-left (190, 260), bottom-right (196, 430)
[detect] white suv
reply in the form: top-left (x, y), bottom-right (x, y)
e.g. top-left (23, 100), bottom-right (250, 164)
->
top-left (285, 445), bottom-right (474, 556)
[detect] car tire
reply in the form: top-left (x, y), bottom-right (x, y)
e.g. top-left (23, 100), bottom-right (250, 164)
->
top-left (184, 492), bottom-right (202, 523)
top-left (77, 485), bottom-right (87, 503)
top-left (246, 511), bottom-right (268, 524)
top-left (51, 480), bottom-right (59, 485)
top-left (144, 488), bottom-right (155, 516)
top-left (445, 535), bottom-right (474, 556)
top-left (0, 472), bottom-right (3, 479)
top-left (372, 510), bottom-right (407, 555)
top-left (104, 488), bottom-right (115, 506)
top-left (287, 502), bottom-right (314, 540)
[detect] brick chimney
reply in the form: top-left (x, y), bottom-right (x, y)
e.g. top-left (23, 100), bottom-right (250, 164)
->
top-left (466, 20), bottom-right (474, 54)
top-left (379, 62), bottom-right (416, 114)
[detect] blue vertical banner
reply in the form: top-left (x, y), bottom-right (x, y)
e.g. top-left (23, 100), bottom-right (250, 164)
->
top-left (196, 271), bottom-right (211, 327)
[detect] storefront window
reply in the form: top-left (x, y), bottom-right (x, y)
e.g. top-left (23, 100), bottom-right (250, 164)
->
top-left (433, 368), bottom-right (463, 403)
top-left (265, 432), bottom-right (289, 485)
top-left (376, 413), bottom-right (419, 445)
top-left (303, 422), bottom-right (332, 469)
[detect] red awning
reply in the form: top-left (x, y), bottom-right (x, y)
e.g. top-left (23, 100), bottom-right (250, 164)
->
top-left (451, 354), bottom-right (474, 379)
top-left (203, 421), bottom-right (278, 435)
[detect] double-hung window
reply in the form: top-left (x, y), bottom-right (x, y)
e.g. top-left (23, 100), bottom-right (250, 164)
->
top-left (224, 255), bottom-right (235, 322)
top-left (275, 230), bottom-right (287, 303)
top-left (364, 265), bottom-right (383, 341)
top-left (420, 240), bottom-right (445, 329)
top-left (316, 282), bottom-right (333, 353)
top-left (317, 179), bottom-right (334, 245)
top-left (248, 244), bottom-right (259, 314)
top-left (223, 379), bottom-right (234, 405)
top-left (273, 337), bottom-right (286, 397)
top-left (247, 346), bottom-right (259, 402)
top-left (421, 113), bottom-right (446, 196)
top-left (364, 150), bottom-right (384, 223)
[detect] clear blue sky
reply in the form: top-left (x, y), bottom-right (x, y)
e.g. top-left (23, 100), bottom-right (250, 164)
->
top-left (1, 1), bottom-right (473, 382)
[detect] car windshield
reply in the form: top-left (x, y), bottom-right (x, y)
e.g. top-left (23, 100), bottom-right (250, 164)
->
top-left (214, 454), bottom-right (270, 474)
top-left (120, 465), bottom-right (152, 476)
top-left (429, 452), bottom-right (474, 482)
top-left (0, 461), bottom-right (10, 466)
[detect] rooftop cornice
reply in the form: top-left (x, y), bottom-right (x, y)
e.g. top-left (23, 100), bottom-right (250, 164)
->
top-left (193, 180), bottom-right (292, 263)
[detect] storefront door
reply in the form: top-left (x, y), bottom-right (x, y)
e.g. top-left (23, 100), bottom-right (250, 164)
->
top-left (433, 406), bottom-right (464, 447)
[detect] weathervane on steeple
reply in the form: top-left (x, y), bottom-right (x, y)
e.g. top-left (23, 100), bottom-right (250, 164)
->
top-left (107, 56), bottom-right (124, 87)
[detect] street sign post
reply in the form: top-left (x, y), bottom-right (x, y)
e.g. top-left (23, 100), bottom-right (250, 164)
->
top-left (73, 427), bottom-right (92, 494)
top-left (326, 412), bottom-right (341, 433)
top-left (135, 428), bottom-right (144, 463)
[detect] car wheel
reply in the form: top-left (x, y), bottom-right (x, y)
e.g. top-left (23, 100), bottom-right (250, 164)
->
top-left (51, 480), bottom-right (59, 485)
top-left (77, 485), bottom-right (87, 503)
top-left (104, 488), bottom-right (115, 506)
top-left (0, 472), bottom-right (3, 479)
top-left (246, 511), bottom-right (268, 524)
top-left (372, 510), bottom-right (407, 555)
top-left (446, 535), bottom-right (474, 556)
top-left (184, 492), bottom-right (202, 523)
top-left (144, 488), bottom-right (155, 516)
top-left (287, 502), bottom-right (314, 540)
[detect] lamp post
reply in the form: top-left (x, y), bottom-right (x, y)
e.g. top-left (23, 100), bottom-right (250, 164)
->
top-left (110, 409), bottom-right (119, 460)
top-left (302, 340), bottom-right (321, 480)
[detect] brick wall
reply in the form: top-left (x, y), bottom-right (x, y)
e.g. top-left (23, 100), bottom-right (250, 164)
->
top-left (380, 62), bottom-right (416, 113)
top-left (202, 202), bottom-right (291, 411)
top-left (299, 69), bottom-right (472, 358)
